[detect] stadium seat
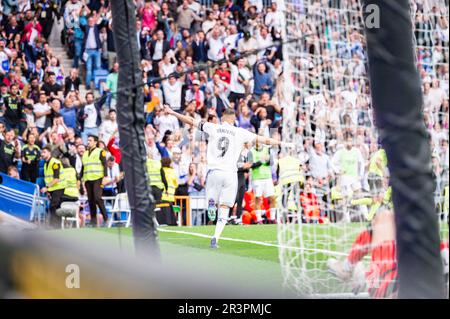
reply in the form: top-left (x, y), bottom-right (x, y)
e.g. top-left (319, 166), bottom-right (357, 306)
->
top-left (94, 69), bottom-right (109, 90)
top-left (107, 193), bottom-right (131, 228)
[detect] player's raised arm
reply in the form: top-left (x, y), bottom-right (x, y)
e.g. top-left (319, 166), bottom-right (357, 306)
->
top-left (256, 135), bottom-right (295, 149)
top-left (164, 104), bottom-right (198, 127)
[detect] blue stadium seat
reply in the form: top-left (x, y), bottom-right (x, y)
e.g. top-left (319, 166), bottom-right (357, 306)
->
top-left (94, 69), bottom-right (109, 90)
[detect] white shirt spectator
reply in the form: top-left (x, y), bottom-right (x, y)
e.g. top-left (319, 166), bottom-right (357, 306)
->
top-left (224, 33), bottom-right (240, 54)
top-left (154, 113), bottom-right (180, 137)
top-left (307, 147), bottom-right (334, 179)
top-left (248, 0), bottom-right (264, 12)
top-left (86, 27), bottom-right (98, 50)
top-left (153, 40), bottom-right (164, 61)
top-left (99, 119), bottom-right (118, 143)
top-left (207, 36), bottom-right (225, 61)
top-left (104, 162), bottom-right (121, 190)
top-left (33, 102), bottom-right (51, 129)
top-left (230, 64), bottom-right (251, 94)
top-left (188, 0), bottom-right (202, 15)
top-left (160, 62), bottom-right (176, 78)
top-left (256, 33), bottom-right (274, 59)
top-left (84, 103), bottom-right (98, 128)
top-left (162, 80), bottom-right (183, 110)
top-left (238, 37), bottom-right (258, 66)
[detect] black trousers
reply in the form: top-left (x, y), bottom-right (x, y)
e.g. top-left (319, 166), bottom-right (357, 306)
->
top-left (61, 195), bottom-right (79, 202)
top-left (234, 173), bottom-right (246, 219)
top-left (151, 186), bottom-right (163, 203)
top-left (49, 189), bottom-right (64, 228)
top-left (85, 179), bottom-right (108, 225)
top-left (21, 163), bottom-right (38, 184)
top-left (157, 201), bottom-right (177, 226)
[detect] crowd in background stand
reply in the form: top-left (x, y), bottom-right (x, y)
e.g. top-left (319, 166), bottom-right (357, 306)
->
top-left (0, 0), bottom-right (448, 226)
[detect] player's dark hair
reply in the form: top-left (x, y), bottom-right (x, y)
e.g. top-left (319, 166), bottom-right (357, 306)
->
top-left (222, 108), bottom-right (236, 117)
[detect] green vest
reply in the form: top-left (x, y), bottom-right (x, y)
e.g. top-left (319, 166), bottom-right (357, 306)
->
top-left (278, 155), bottom-right (303, 186)
top-left (251, 147), bottom-right (272, 180)
top-left (44, 158), bottom-right (65, 192)
top-left (162, 167), bottom-right (177, 202)
top-left (368, 149), bottom-right (387, 177)
top-left (340, 148), bottom-right (359, 177)
top-left (62, 167), bottom-right (79, 198)
top-left (146, 158), bottom-right (164, 190)
top-left (82, 148), bottom-right (104, 181)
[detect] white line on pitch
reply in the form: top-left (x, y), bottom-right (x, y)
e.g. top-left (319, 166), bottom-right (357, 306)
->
top-left (157, 228), bottom-right (348, 257)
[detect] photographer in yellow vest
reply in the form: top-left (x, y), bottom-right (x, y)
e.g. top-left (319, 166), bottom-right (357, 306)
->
top-left (159, 157), bottom-right (178, 226)
top-left (41, 145), bottom-right (65, 228)
top-left (60, 157), bottom-right (80, 202)
top-left (81, 135), bottom-right (108, 227)
top-left (146, 153), bottom-right (168, 204)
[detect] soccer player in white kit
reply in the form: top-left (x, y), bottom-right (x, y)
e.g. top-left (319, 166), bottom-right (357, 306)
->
top-left (165, 106), bottom-right (293, 248)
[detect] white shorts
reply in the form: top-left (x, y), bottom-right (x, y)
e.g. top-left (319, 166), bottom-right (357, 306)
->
top-left (252, 179), bottom-right (275, 198)
top-left (206, 170), bottom-right (238, 207)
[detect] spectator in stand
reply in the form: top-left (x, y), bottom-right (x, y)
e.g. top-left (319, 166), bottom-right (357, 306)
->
top-left (162, 74), bottom-right (183, 112)
top-left (253, 60), bottom-right (273, 99)
top-left (103, 155), bottom-right (122, 197)
top-left (0, 129), bottom-right (21, 174)
top-left (20, 131), bottom-right (40, 183)
top-left (78, 92), bottom-right (102, 143)
top-left (229, 57), bottom-right (251, 107)
top-left (41, 72), bottom-right (63, 99)
top-left (2, 83), bottom-right (25, 133)
top-left (99, 109), bottom-right (117, 144)
top-left (81, 14), bottom-right (102, 89)
top-left (64, 68), bottom-right (82, 96)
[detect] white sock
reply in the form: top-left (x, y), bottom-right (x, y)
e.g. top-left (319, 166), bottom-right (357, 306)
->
top-left (255, 210), bottom-right (263, 222)
top-left (270, 208), bottom-right (277, 221)
top-left (213, 207), bottom-right (229, 242)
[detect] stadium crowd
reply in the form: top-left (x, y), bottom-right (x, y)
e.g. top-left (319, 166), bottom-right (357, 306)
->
top-left (0, 0), bottom-right (448, 227)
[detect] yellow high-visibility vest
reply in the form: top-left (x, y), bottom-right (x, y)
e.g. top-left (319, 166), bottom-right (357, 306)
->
top-left (62, 166), bottom-right (79, 198)
top-left (146, 158), bottom-right (164, 190)
top-left (278, 156), bottom-right (303, 186)
top-left (44, 158), bottom-right (65, 192)
top-left (82, 147), bottom-right (105, 181)
top-left (162, 167), bottom-right (178, 203)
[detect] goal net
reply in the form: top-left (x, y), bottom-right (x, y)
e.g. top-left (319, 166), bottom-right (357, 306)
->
top-left (277, 0), bottom-right (449, 297)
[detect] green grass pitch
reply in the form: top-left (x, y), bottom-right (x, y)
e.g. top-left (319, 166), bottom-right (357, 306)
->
top-left (55, 222), bottom-right (448, 296)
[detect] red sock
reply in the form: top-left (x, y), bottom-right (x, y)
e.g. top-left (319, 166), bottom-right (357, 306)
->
top-left (347, 229), bottom-right (372, 265)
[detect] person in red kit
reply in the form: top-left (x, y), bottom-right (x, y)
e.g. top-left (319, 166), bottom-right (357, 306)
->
top-left (300, 181), bottom-right (321, 223)
top-left (214, 62), bottom-right (231, 84)
top-left (241, 189), bottom-right (271, 225)
top-left (328, 183), bottom-right (449, 298)
top-left (107, 129), bottom-right (121, 165)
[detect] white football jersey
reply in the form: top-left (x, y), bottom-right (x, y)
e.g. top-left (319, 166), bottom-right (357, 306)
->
top-left (200, 122), bottom-right (256, 173)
